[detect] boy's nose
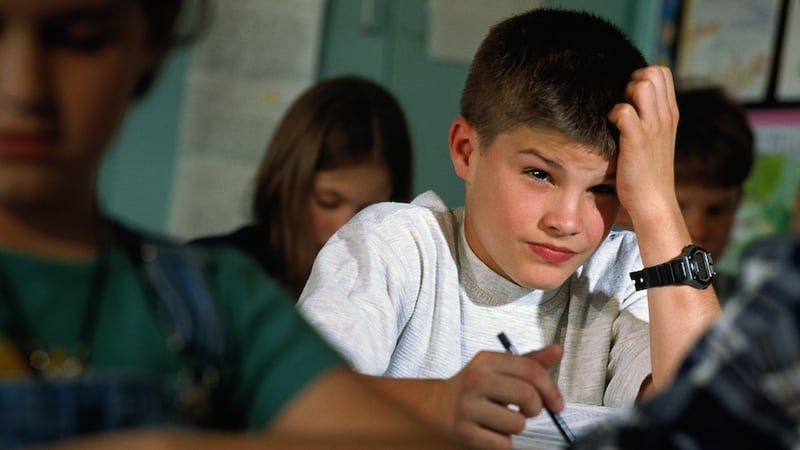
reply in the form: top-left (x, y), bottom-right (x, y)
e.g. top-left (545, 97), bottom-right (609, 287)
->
top-left (542, 196), bottom-right (582, 236)
top-left (0, 33), bottom-right (50, 115)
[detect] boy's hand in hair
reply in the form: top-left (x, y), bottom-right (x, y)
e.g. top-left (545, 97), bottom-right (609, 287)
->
top-left (608, 65), bottom-right (680, 226)
top-left (608, 65), bottom-right (721, 387)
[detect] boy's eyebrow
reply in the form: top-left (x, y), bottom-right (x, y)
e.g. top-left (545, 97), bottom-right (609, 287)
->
top-left (518, 148), bottom-right (564, 170)
top-left (314, 187), bottom-right (346, 199)
top-left (520, 147), bottom-right (618, 182)
top-left (45, 4), bottom-right (123, 24)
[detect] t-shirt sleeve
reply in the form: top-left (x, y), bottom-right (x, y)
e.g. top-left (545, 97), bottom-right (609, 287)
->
top-left (605, 234), bottom-right (651, 406)
top-left (297, 207), bottom-right (423, 376)
top-left (591, 231), bottom-right (652, 406)
top-left (206, 247), bottom-right (344, 428)
top-left (605, 307), bottom-right (651, 406)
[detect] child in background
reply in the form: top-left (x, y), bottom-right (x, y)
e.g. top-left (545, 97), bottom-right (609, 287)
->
top-left (615, 86), bottom-right (755, 302)
top-left (0, 0), bottom-right (455, 448)
top-left (298, 8), bottom-right (721, 449)
top-left (193, 75), bottom-right (413, 297)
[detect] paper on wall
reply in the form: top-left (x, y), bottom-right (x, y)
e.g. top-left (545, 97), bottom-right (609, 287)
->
top-left (427, 0), bottom-right (540, 64)
top-left (169, 0), bottom-right (326, 239)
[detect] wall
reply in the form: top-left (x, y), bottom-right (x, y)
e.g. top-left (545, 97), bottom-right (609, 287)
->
top-left (100, 0), bottom-right (660, 235)
top-left (319, 0), bottom-right (660, 207)
top-left (99, 49), bottom-right (191, 235)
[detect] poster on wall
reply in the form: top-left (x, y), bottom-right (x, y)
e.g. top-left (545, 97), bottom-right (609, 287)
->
top-left (674, 0), bottom-right (783, 103)
top-left (717, 110), bottom-right (800, 274)
top-left (672, 0), bottom-right (800, 106)
top-left (168, 0), bottom-right (326, 239)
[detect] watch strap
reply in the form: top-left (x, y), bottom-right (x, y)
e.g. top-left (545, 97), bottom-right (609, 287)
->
top-left (630, 259), bottom-right (686, 291)
top-left (629, 244), bottom-right (715, 291)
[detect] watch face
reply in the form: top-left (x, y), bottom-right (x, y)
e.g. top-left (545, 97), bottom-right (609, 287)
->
top-left (689, 247), bottom-right (715, 284)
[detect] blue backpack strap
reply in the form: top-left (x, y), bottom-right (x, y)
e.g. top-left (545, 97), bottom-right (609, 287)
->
top-left (138, 242), bottom-right (227, 363)
top-left (113, 224), bottom-right (234, 427)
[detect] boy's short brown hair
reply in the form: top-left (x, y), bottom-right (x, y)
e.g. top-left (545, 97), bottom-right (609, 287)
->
top-left (461, 8), bottom-right (647, 158)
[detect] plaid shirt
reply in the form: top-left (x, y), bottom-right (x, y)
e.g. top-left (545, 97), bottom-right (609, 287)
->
top-left (572, 235), bottom-right (800, 449)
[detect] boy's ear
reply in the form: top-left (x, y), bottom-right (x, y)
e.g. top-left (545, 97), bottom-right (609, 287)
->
top-left (449, 116), bottom-right (478, 181)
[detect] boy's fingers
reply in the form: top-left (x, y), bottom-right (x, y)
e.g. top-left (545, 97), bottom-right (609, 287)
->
top-left (520, 344), bottom-right (565, 413)
top-left (523, 343), bottom-right (563, 368)
top-left (607, 102), bottom-right (641, 140)
top-left (659, 66), bottom-right (678, 115)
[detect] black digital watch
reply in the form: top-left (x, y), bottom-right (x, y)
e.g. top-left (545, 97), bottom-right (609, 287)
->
top-left (629, 244), bottom-right (716, 291)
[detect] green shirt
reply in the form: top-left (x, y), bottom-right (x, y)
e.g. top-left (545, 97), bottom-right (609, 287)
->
top-left (0, 228), bottom-right (343, 429)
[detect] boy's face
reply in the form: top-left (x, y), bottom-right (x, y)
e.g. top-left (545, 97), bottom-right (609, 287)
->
top-left (307, 161), bottom-right (393, 253)
top-left (675, 182), bottom-right (741, 259)
top-left (452, 120), bottom-right (619, 290)
top-left (0, 0), bottom-right (160, 208)
top-left (614, 181), bottom-right (741, 259)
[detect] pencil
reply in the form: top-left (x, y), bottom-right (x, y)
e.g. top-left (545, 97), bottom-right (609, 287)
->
top-left (496, 332), bottom-right (576, 444)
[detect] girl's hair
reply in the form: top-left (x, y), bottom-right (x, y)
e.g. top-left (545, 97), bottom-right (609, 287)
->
top-left (251, 75), bottom-right (413, 295)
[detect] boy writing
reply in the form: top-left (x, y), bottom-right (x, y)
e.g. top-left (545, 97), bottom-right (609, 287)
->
top-left (298, 8), bottom-right (721, 449)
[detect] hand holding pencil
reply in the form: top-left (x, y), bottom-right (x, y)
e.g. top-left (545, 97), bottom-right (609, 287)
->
top-left (498, 332), bottom-right (575, 444)
top-left (433, 333), bottom-right (565, 448)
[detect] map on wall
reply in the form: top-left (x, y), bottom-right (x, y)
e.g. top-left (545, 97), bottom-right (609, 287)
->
top-left (674, 0), bottom-right (783, 103)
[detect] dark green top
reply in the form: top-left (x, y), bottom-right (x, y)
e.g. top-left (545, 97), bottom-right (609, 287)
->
top-left (0, 226), bottom-right (343, 429)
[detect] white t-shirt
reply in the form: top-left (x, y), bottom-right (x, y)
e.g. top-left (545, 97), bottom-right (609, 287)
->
top-left (298, 191), bottom-right (651, 406)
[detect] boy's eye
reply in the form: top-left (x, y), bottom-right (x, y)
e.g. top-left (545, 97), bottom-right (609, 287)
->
top-left (706, 204), bottom-right (735, 217)
top-left (43, 24), bottom-right (114, 52)
top-left (525, 169), bottom-right (550, 182)
top-left (314, 196), bottom-right (342, 210)
top-left (590, 184), bottom-right (617, 195)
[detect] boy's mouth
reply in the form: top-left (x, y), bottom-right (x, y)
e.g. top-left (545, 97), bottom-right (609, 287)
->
top-left (0, 131), bottom-right (57, 159)
top-left (528, 242), bottom-right (576, 264)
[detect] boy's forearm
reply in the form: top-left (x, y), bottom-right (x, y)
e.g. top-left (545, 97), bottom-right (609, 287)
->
top-left (629, 201), bottom-right (722, 391)
top-left (44, 429), bottom-right (458, 450)
top-left (363, 375), bottom-right (455, 433)
top-left (43, 369), bottom-right (460, 450)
